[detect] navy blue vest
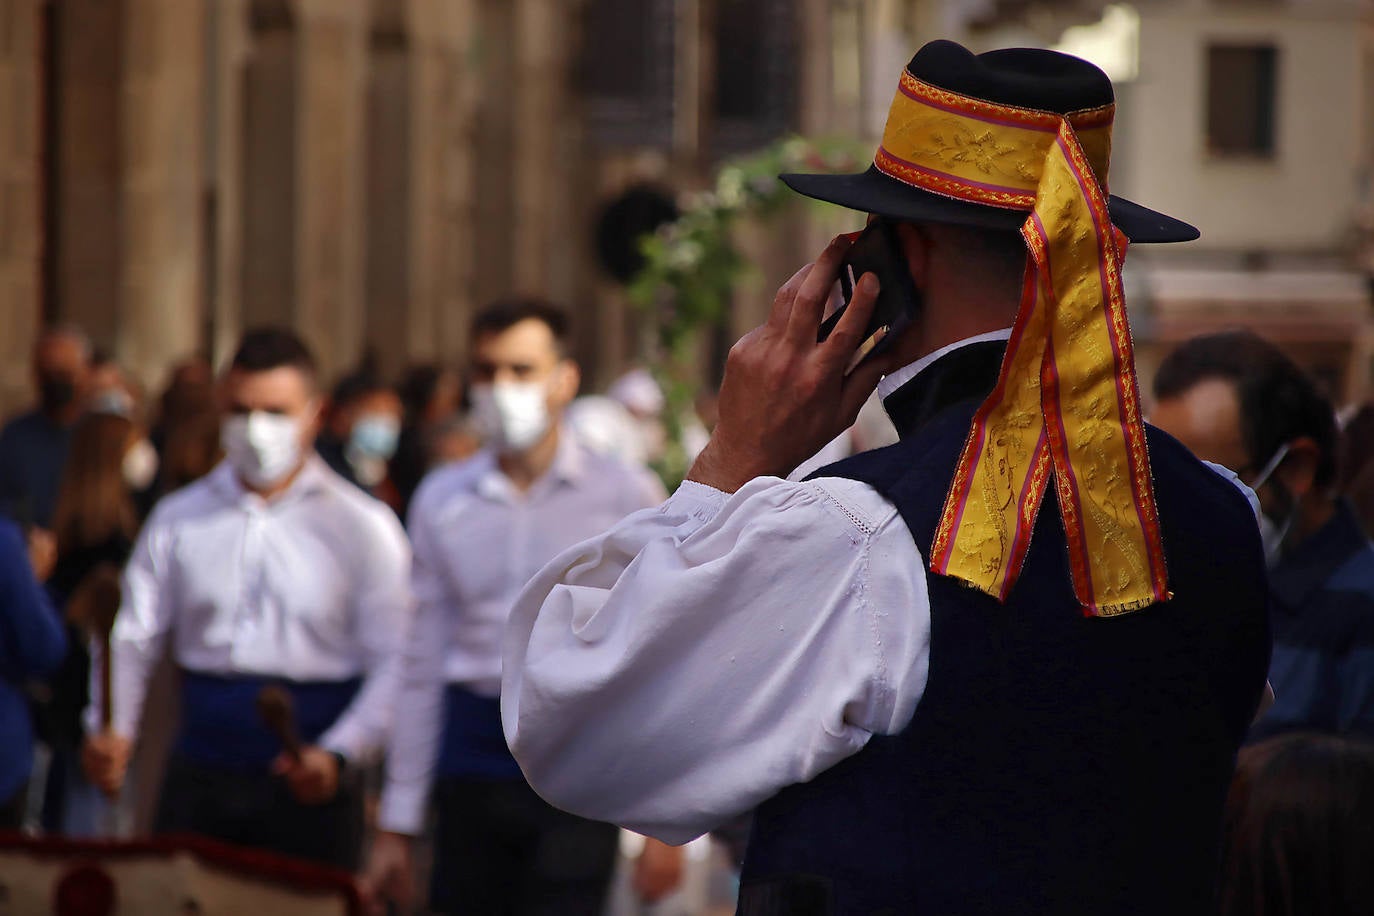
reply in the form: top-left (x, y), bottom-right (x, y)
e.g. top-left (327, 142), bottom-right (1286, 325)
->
top-left (738, 342), bottom-right (1272, 916)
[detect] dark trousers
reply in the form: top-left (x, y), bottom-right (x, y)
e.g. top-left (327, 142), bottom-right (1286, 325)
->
top-left (155, 754), bottom-right (364, 871)
top-left (0, 783), bottom-right (24, 830)
top-left (431, 776), bottom-right (620, 916)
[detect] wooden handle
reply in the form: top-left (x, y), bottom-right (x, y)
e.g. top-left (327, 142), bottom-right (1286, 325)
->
top-left (69, 564), bottom-right (123, 731)
top-left (256, 685), bottom-right (302, 762)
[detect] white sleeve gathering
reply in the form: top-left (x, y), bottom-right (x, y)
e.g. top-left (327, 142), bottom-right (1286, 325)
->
top-left (501, 475), bottom-right (932, 845)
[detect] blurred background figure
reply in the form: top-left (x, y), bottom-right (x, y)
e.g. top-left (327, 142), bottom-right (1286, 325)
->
top-left (1152, 331), bottom-right (1374, 741)
top-left (0, 327), bottom-right (92, 529)
top-left (608, 368), bottom-right (670, 466)
top-left (0, 514), bottom-right (66, 829)
top-left (1338, 404), bottom-right (1374, 538)
top-left (82, 328), bottom-right (414, 871)
top-left (36, 411), bottom-right (147, 835)
top-left (149, 356), bottom-right (222, 503)
top-left (365, 300), bottom-right (675, 916)
top-left (1220, 732), bottom-right (1374, 916)
top-left (392, 364), bottom-right (465, 520)
top-left (566, 395), bottom-right (648, 467)
top-left (317, 370), bottom-right (405, 512)
top-left (86, 350), bottom-right (144, 421)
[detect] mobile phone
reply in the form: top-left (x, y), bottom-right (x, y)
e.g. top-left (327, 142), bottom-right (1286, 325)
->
top-left (817, 219), bottom-right (921, 369)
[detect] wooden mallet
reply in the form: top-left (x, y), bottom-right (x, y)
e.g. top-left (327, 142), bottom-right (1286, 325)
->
top-left (256, 685), bottom-right (302, 763)
top-left (68, 564), bottom-right (124, 732)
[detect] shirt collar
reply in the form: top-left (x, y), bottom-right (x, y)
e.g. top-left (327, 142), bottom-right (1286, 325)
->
top-left (1270, 500), bottom-right (1370, 612)
top-left (875, 329), bottom-right (1014, 401)
top-left (474, 430), bottom-right (585, 502)
top-left (210, 454), bottom-right (332, 509)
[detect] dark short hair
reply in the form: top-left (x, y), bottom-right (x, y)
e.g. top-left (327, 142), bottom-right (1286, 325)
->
top-left (470, 298), bottom-right (570, 356)
top-left (1154, 331), bottom-right (1338, 488)
top-left (229, 327), bottom-right (318, 381)
top-left (1220, 733), bottom-right (1374, 916)
top-left (329, 369), bottom-right (390, 410)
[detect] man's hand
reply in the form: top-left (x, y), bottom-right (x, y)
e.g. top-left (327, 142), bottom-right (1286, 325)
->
top-left (271, 746), bottom-right (340, 805)
top-left (82, 731), bottom-right (132, 797)
top-left (360, 831), bottom-right (415, 915)
top-left (632, 837), bottom-right (685, 904)
top-left (26, 527), bottom-right (56, 582)
top-left (688, 235), bottom-right (906, 492)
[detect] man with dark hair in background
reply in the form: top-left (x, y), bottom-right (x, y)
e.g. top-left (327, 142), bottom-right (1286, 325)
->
top-left (0, 327), bottom-right (93, 529)
top-left (1152, 330), bottom-right (1374, 740)
top-left (82, 327), bottom-right (413, 870)
top-left (363, 299), bottom-right (680, 915)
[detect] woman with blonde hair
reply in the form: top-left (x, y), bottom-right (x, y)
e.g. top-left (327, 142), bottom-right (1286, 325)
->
top-left (38, 410), bottom-right (150, 834)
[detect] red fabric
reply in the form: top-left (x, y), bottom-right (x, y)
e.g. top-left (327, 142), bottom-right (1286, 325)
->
top-left (0, 832), bottom-right (362, 916)
top-left (54, 863), bottom-right (116, 916)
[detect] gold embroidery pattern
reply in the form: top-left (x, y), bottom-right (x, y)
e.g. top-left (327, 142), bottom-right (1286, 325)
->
top-left (916, 81), bottom-right (1169, 616)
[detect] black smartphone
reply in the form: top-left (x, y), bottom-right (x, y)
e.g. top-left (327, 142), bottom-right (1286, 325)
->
top-left (817, 218), bottom-right (921, 369)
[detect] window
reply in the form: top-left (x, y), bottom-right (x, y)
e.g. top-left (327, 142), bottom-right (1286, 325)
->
top-left (1205, 44), bottom-right (1278, 158)
top-left (581, 0), bottom-right (677, 148)
top-left (712, 0), bottom-right (799, 157)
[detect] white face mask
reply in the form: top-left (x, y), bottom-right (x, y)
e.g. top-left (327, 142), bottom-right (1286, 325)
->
top-left (222, 411), bottom-right (304, 488)
top-left (122, 438), bottom-right (159, 492)
top-left (471, 381), bottom-right (551, 453)
top-left (1249, 443), bottom-right (1293, 567)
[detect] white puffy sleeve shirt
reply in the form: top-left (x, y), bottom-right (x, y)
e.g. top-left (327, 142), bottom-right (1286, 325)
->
top-left (501, 476), bottom-right (931, 845)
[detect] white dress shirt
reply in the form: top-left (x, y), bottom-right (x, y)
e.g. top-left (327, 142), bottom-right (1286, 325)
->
top-left (377, 434), bottom-right (665, 835)
top-left (501, 333), bottom-right (1256, 846)
top-left (100, 457), bottom-right (413, 762)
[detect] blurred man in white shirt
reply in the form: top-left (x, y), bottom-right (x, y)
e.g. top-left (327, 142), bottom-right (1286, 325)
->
top-left (364, 299), bottom-right (676, 915)
top-left (82, 328), bottom-right (413, 870)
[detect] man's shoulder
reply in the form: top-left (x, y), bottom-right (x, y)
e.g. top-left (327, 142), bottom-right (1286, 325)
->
top-left (1146, 425), bottom-right (1257, 519)
top-left (0, 410), bottom-right (43, 441)
top-left (571, 446), bottom-right (665, 505)
top-left (1320, 532), bottom-right (1374, 601)
top-left (407, 454), bottom-right (492, 524)
top-left (142, 472), bottom-right (229, 532)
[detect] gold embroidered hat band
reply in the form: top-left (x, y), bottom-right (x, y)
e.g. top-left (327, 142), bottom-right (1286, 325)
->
top-left (781, 41), bottom-right (1198, 616)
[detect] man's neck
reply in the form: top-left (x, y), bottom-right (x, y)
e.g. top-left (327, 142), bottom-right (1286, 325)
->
top-left (41, 405), bottom-right (82, 428)
top-left (241, 460), bottom-right (308, 503)
top-left (1292, 491), bottom-right (1338, 549)
top-left (497, 425), bottom-right (561, 493)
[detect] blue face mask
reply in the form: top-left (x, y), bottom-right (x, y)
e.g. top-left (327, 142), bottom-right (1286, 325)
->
top-left (349, 414), bottom-right (401, 460)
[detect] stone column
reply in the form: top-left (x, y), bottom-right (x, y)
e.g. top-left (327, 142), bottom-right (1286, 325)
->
top-left (0, 0), bottom-right (43, 412)
top-left (470, 0), bottom-right (516, 312)
top-left (510, 0), bottom-right (558, 294)
top-left (52, 0), bottom-right (124, 350)
top-left (208, 0), bottom-right (251, 368)
top-left (239, 5), bottom-right (296, 332)
top-left (364, 0), bottom-right (479, 377)
top-left (294, 0), bottom-right (369, 379)
top-left (117, 0), bottom-right (207, 389)
top-left (422, 0), bottom-right (481, 363)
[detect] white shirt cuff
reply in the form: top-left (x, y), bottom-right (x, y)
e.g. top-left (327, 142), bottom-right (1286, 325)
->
top-left (666, 480), bottom-right (727, 523)
top-left (377, 786), bottom-right (427, 836)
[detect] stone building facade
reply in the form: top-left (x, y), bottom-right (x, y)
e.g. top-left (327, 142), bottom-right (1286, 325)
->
top-left (0, 0), bottom-right (852, 412)
top-left (4, 0), bottom-right (1367, 413)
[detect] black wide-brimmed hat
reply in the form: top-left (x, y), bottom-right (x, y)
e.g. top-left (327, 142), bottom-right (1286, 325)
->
top-left (782, 40), bottom-right (1198, 243)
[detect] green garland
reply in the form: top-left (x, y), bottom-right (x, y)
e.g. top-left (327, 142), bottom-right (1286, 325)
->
top-left (627, 136), bottom-right (867, 488)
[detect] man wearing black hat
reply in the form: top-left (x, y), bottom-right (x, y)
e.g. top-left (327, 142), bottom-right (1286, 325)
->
top-left (501, 42), bottom-right (1271, 914)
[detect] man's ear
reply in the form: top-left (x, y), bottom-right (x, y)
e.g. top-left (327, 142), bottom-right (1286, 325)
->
top-left (1275, 437), bottom-right (1322, 500)
top-left (893, 222), bottom-right (932, 290)
top-left (551, 360), bottom-right (581, 406)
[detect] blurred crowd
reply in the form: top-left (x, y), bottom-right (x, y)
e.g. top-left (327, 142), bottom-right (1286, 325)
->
top-left (2, 313), bottom-right (1374, 914)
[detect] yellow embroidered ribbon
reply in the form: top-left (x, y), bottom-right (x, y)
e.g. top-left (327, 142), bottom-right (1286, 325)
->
top-left (877, 72), bottom-right (1169, 616)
